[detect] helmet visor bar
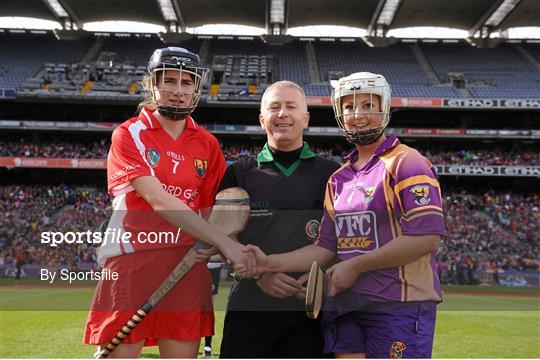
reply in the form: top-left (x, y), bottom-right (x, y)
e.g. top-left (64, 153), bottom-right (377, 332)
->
top-left (332, 85), bottom-right (389, 139)
top-left (149, 63), bottom-right (208, 116)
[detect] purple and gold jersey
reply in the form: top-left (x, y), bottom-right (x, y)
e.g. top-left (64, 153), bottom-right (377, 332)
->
top-left (316, 135), bottom-right (445, 302)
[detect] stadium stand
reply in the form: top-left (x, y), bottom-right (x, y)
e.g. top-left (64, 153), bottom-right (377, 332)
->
top-left (0, 185), bottom-right (109, 270)
top-left (314, 40), bottom-right (462, 98)
top-left (0, 139), bottom-right (110, 159)
top-left (438, 191), bottom-right (539, 285)
top-left (0, 32), bottom-right (91, 92)
top-left (528, 44), bottom-right (540, 63)
top-left (97, 35), bottom-right (173, 67)
top-left (0, 22), bottom-right (538, 287)
top-left (1, 184), bottom-right (537, 283)
top-left (421, 43), bottom-right (540, 98)
top-left (2, 138), bottom-right (539, 166)
top-left (207, 38), bottom-right (308, 86)
top-left (0, 3), bottom-right (539, 359)
top-left (3, 33), bottom-right (539, 99)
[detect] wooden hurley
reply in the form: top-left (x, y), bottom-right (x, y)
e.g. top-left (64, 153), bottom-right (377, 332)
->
top-left (305, 261), bottom-right (328, 320)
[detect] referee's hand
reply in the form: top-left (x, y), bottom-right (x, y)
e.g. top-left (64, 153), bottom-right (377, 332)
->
top-left (256, 272), bottom-right (302, 299)
top-left (294, 272), bottom-right (309, 301)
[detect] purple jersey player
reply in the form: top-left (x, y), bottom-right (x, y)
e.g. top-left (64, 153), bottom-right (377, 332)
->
top-left (246, 72), bottom-right (445, 359)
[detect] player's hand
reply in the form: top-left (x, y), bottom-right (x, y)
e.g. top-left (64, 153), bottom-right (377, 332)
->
top-left (326, 259), bottom-right (360, 297)
top-left (194, 246), bottom-right (218, 263)
top-left (294, 272), bottom-right (309, 301)
top-left (223, 242), bottom-right (255, 278)
top-left (256, 272), bottom-right (302, 299)
top-left (242, 244), bottom-right (268, 273)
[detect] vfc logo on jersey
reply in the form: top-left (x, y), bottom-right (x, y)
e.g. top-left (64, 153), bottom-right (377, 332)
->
top-left (335, 210), bottom-right (379, 252)
top-left (193, 158), bottom-right (208, 178)
top-left (146, 148), bottom-right (160, 168)
top-left (411, 184), bottom-right (431, 206)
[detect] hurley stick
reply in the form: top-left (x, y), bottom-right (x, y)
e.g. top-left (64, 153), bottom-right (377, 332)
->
top-left (97, 187), bottom-right (250, 358)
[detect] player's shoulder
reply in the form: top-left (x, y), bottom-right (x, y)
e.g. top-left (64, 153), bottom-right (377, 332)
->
top-left (189, 119), bottom-right (221, 147)
top-left (192, 120), bottom-right (215, 139)
top-left (111, 115), bottom-right (144, 142)
top-left (381, 142), bottom-right (435, 179)
top-left (323, 160), bottom-right (351, 189)
top-left (386, 142), bottom-right (424, 160)
top-left (380, 142), bottom-right (430, 168)
top-left (116, 115), bottom-right (139, 130)
top-left (398, 143), bottom-right (425, 160)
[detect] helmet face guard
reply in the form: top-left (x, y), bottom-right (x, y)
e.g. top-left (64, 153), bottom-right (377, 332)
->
top-left (147, 47), bottom-right (208, 120)
top-left (332, 72), bottom-right (391, 146)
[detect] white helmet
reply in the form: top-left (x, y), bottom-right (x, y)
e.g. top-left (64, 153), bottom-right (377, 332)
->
top-left (332, 72), bottom-right (391, 145)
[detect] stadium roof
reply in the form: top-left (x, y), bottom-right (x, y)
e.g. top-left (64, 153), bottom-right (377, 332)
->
top-left (2, 0), bottom-right (538, 36)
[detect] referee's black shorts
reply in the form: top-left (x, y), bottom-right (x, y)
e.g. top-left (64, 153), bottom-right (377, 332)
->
top-left (220, 311), bottom-right (328, 358)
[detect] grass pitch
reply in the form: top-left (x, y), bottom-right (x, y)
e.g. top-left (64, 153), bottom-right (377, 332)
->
top-left (1, 281), bottom-right (538, 358)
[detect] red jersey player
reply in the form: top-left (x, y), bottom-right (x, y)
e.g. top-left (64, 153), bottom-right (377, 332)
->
top-left (84, 47), bottom-right (253, 358)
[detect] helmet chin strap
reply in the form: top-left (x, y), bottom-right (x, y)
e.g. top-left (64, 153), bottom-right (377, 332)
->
top-left (344, 128), bottom-right (384, 146)
top-left (157, 105), bottom-right (190, 121)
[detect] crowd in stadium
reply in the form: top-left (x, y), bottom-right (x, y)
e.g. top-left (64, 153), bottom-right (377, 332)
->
top-left (1, 139), bottom-right (539, 166)
top-left (1, 183), bottom-right (537, 283)
top-left (0, 139), bottom-right (110, 159)
top-left (0, 185), bottom-right (110, 274)
top-left (423, 148), bottom-right (539, 166)
top-left (438, 191), bottom-right (539, 285)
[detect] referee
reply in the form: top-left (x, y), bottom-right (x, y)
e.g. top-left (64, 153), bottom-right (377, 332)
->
top-left (219, 81), bottom-right (339, 358)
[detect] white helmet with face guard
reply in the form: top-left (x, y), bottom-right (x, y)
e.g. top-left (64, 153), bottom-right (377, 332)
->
top-left (147, 47), bottom-right (208, 120)
top-left (332, 72), bottom-right (391, 145)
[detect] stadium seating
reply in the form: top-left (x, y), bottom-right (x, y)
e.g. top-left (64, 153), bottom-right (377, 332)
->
top-left (2, 32), bottom-right (539, 99)
top-left (0, 32), bottom-right (91, 91)
top-left (314, 40), bottom-right (462, 98)
top-left (2, 184), bottom-right (537, 281)
top-left (0, 185), bottom-right (109, 269)
top-left (2, 138), bottom-right (538, 166)
top-left (421, 43), bottom-right (540, 98)
top-left (98, 35), bottom-right (170, 66)
top-left (207, 38), bottom-right (309, 86)
top-left (527, 43), bottom-right (540, 63)
top-left (438, 191), bottom-right (538, 284)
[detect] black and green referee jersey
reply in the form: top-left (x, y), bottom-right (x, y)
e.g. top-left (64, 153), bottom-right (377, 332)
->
top-left (218, 142), bottom-right (340, 312)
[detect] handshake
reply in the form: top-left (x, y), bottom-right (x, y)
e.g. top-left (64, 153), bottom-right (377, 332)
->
top-left (198, 240), bottom-right (362, 301)
top-left (231, 243), bottom-right (268, 279)
top-left (197, 243), bottom-right (311, 302)
top-left (196, 238), bottom-right (356, 301)
top-left (230, 243), bottom-right (311, 301)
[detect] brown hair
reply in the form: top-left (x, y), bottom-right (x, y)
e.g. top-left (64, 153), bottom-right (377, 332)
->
top-left (137, 74), bottom-right (157, 113)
